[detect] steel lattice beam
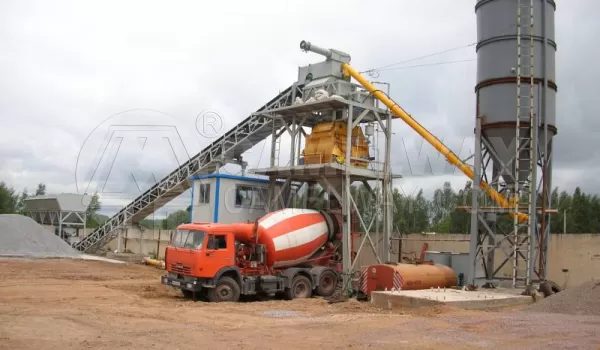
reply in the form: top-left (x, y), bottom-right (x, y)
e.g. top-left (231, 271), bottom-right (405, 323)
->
top-left (74, 85), bottom-right (300, 253)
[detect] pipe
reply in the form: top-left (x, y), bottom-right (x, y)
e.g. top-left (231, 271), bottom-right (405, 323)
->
top-left (300, 40), bottom-right (333, 59)
top-left (390, 238), bottom-right (472, 242)
top-left (341, 62), bottom-right (528, 222)
top-left (143, 257), bottom-right (165, 269)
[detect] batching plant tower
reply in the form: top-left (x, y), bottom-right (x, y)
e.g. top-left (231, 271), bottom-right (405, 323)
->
top-left (469, 0), bottom-right (557, 287)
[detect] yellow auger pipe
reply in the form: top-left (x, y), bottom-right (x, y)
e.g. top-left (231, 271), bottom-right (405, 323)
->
top-left (341, 62), bottom-right (528, 222)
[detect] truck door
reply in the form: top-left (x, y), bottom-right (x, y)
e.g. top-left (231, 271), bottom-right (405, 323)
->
top-left (202, 233), bottom-right (234, 277)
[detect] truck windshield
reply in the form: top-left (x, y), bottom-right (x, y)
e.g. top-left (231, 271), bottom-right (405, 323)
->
top-left (170, 230), bottom-right (206, 250)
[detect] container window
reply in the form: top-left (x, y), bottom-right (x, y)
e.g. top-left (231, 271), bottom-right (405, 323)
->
top-left (235, 185), bottom-right (267, 208)
top-left (198, 183), bottom-right (211, 204)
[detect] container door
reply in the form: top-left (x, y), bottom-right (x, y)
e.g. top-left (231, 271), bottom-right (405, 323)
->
top-left (201, 233), bottom-right (234, 278)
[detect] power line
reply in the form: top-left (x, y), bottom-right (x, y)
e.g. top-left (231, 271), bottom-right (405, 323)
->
top-left (361, 42), bottom-right (476, 75)
top-left (376, 58), bottom-right (476, 72)
top-left (361, 20), bottom-right (524, 77)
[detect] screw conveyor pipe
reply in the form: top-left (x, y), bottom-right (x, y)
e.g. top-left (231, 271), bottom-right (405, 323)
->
top-left (340, 63), bottom-right (528, 222)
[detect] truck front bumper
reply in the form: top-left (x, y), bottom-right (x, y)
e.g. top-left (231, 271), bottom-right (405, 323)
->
top-left (161, 274), bottom-right (203, 292)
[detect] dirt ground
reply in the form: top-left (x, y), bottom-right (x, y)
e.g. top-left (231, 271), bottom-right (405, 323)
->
top-left (1, 259), bottom-right (599, 349)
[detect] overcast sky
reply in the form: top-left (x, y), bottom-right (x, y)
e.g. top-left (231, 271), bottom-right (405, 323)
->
top-left (1, 0), bottom-right (598, 217)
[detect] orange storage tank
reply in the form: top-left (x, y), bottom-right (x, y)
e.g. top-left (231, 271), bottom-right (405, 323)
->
top-left (359, 263), bottom-right (457, 295)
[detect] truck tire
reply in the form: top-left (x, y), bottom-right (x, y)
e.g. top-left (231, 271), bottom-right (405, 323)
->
top-left (207, 276), bottom-right (241, 302)
top-left (316, 270), bottom-right (337, 297)
top-left (284, 275), bottom-right (312, 300)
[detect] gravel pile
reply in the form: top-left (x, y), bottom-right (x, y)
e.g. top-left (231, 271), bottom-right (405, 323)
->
top-left (525, 279), bottom-right (600, 316)
top-left (0, 214), bottom-right (81, 258)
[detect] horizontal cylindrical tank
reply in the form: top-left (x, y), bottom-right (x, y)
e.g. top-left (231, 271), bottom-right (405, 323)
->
top-left (254, 208), bottom-right (336, 268)
top-left (475, 0), bottom-right (557, 187)
top-left (360, 263), bottom-right (458, 295)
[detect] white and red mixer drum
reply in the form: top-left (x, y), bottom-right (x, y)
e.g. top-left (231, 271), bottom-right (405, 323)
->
top-left (256, 208), bottom-right (333, 268)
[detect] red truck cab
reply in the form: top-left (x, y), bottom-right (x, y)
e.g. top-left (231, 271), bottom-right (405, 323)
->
top-left (161, 222), bottom-right (339, 302)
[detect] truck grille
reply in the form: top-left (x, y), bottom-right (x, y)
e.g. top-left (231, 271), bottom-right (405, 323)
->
top-left (169, 263), bottom-right (191, 274)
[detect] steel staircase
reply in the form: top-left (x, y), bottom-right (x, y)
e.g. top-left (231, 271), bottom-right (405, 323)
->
top-left (74, 84), bottom-right (303, 253)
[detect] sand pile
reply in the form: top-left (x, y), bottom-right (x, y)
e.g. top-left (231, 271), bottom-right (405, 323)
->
top-left (525, 279), bottom-right (600, 316)
top-left (0, 214), bottom-right (81, 258)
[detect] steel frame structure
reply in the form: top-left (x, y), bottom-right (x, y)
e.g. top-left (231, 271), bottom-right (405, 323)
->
top-left (250, 81), bottom-right (394, 287)
top-left (28, 210), bottom-right (87, 240)
top-left (74, 85), bottom-right (302, 252)
top-left (468, 0), bottom-right (555, 287)
top-left (468, 116), bottom-right (553, 286)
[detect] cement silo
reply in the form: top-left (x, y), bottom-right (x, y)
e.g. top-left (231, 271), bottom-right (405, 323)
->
top-left (469, 0), bottom-right (557, 286)
top-left (475, 0), bottom-right (557, 189)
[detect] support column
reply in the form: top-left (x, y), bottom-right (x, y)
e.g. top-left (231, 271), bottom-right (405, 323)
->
top-left (383, 111), bottom-right (392, 262)
top-left (528, 123), bottom-right (539, 285)
top-left (268, 122), bottom-right (278, 211)
top-left (289, 116), bottom-right (296, 166)
top-left (342, 106), bottom-right (353, 285)
top-left (468, 116), bottom-right (483, 286)
top-left (117, 228), bottom-right (122, 253)
top-left (542, 140), bottom-right (553, 279)
top-left (58, 211), bottom-right (63, 241)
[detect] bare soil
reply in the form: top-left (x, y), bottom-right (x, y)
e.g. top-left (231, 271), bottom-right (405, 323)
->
top-left (1, 258), bottom-right (599, 349)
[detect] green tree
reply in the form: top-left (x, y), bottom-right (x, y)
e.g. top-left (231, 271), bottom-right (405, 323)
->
top-left (161, 210), bottom-right (189, 229)
top-left (34, 183), bottom-right (46, 196)
top-left (15, 189), bottom-right (29, 215)
top-left (429, 181), bottom-right (456, 233)
top-left (570, 187), bottom-right (587, 233)
top-left (0, 182), bottom-right (17, 214)
top-left (85, 193), bottom-right (102, 228)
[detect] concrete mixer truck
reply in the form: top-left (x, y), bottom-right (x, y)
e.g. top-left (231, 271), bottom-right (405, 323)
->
top-left (161, 208), bottom-right (347, 302)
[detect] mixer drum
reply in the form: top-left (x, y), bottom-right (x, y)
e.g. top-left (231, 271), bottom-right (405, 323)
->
top-left (256, 208), bottom-right (330, 268)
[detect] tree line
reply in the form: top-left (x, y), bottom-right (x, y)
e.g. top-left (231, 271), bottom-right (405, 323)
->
top-left (0, 181), bottom-right (102, 227)
top-left (2, 180), bottom-right (596, 234)
top-left (347, 181), bottom-right (599, 234)
top-left (291, 181), bottom-right (599, 234)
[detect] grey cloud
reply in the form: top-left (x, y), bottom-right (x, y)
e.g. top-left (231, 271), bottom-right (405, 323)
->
top-left (1, 0), bottom-right (599, 219)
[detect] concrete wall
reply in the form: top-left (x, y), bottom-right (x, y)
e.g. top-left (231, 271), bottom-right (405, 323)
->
top-left (106, 227), bottom-right (174, 259)
top-left (352, 233), bottom-right (600, 288)
top-left (72, 227), bottom-right (174, 260)
top-left (72, 223), bottom-right (600, 287)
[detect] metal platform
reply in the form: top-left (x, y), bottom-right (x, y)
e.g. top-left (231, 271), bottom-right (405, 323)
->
top-left (257, 97), bottom-right (390, 127)
top-left (249, 163), bottom-right (387, 181)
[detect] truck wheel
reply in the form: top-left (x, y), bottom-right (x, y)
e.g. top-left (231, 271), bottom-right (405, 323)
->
top-left (285, 275), bottom-right (312, 300)
top-left (316, 270), bottom-right (337, 297)
top-left (207, 277), bottom-right (241, 302)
